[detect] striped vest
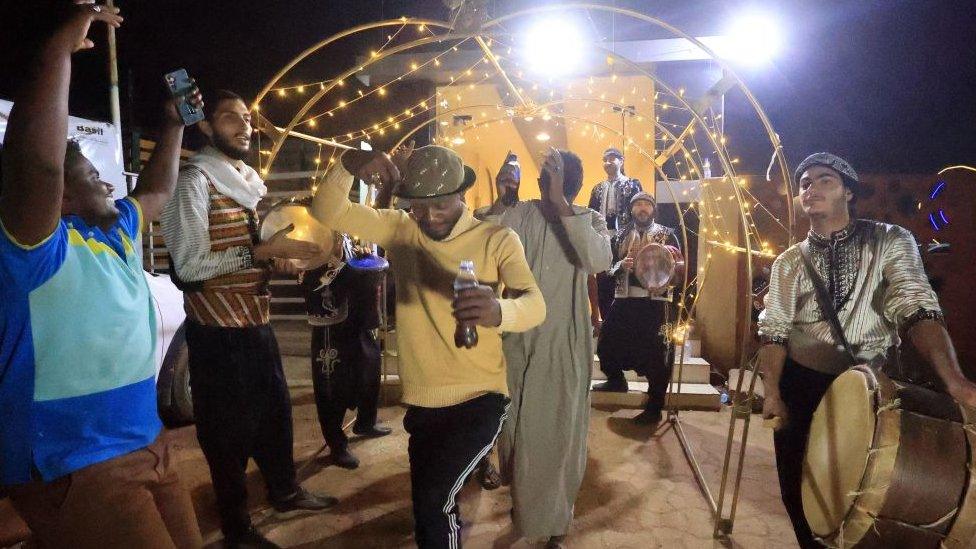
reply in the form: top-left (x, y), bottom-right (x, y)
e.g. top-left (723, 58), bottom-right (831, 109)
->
top-left (184, 179), bottom-right (271, 327)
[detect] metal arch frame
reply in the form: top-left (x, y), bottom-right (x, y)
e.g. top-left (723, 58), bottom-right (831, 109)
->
top-left (253, 18), bottom-right (455, 107)
top-left (255, 3), bottom-right (794, 540)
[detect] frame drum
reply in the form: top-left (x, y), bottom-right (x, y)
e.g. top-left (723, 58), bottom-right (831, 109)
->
top-left (634, 243), bottom-right (685, 293)
top-left (802, 365), bottom-right (976, 548)
top-left (259, 198), bottom-right (335, 270)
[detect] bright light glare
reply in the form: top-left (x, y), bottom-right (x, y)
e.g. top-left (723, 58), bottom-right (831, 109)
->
top-left (523, 19), bottom-right (584, 75)
top-left (535, 132), bottom-right (551, 142)
top-left (723, 13), bottom-right (782, 65)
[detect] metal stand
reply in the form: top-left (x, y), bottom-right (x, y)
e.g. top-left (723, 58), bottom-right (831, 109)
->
top-left (662, 283), bottom-right (764, 541)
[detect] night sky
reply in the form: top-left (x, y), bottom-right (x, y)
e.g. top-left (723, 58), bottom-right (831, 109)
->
top-left (1, 0), bottom-right (973, 175)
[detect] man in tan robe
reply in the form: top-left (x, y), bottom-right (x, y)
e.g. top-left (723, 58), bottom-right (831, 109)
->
top-left (477, 149), bottom-right (611, 547)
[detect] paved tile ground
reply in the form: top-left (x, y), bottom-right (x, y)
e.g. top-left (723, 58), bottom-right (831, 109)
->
top-left (163, 381), bottom-right (796, 548)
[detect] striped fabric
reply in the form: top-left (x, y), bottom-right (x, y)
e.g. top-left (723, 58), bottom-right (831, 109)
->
top-left (758, 220), bottom-right (942, 375)
top-left (184, 184), bottom-right (271, 327)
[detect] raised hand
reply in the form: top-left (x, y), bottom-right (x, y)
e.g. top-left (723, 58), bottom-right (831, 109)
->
top-left (57, 1), bottom-right (123, 53)
top-left (542, 147), bottom-right (565, 202)
top-left (164, 80), bottom-right (204, 127)
top-left (495, 157), bottom-right (519, 206)
top-left (341, 150), bottom-right (401, 189)
top-left (390, 140), bottom-right (415, 176)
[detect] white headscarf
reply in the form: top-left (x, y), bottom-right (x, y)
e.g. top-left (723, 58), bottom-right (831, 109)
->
top-left (186, 146), bottom-right (267, 210)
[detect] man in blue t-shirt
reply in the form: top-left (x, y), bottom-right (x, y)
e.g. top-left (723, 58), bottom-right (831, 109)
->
top-left (0, 4), bottom-right (203, 547)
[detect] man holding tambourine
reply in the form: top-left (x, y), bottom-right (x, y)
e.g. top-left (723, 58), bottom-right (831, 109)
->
top-left (592, 192), bottom-right (682, 426)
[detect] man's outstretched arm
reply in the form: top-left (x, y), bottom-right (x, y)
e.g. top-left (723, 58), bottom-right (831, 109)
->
top-left (0, 3), bottom-right (123, 245)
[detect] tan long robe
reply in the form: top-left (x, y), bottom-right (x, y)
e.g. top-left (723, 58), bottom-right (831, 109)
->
top-left (478, 200), bottom-right (612, 539)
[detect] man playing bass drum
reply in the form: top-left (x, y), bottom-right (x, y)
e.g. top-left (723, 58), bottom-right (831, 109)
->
top-left (757, 152), bottom-right (976, 549)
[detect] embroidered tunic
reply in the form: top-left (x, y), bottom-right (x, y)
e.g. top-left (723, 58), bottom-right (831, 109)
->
top-left (759, 220), bottom-right (943, 374)
top-left (587, 176), bottom-right (643, 230)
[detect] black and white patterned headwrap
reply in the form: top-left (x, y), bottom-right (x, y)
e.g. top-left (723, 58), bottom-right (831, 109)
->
top-left (794, 152), bottom-right (859, 191)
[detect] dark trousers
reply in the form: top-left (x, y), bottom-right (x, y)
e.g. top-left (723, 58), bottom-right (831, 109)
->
top-left (595, 271), bottom-right (616, 321)
top-left (311, 323), bottom-right (382, 452)
top-left (773, 360), bottom-right (836, 549)
top-left (597, 298), bottom-right (674, 413)
top-left (185, 321), bottom-right (298, 538)
top-left (403, 393), bottom-right (509, 549)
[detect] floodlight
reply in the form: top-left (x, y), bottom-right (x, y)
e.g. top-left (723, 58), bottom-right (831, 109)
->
top-left (523, 19), bottom-right (584, 76)
top-left (722, 13), bottom-right (782, 65)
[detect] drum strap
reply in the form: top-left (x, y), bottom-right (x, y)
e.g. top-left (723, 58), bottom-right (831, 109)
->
top-left (799, 241), bottom-right (859, 366)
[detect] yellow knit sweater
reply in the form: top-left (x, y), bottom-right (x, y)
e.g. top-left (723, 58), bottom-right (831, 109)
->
top-left (311, 165), bottom-right (546, 408)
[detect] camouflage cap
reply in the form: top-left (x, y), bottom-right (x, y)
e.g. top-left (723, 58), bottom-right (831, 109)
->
top-left (393, 145), bottom-right (477, 199)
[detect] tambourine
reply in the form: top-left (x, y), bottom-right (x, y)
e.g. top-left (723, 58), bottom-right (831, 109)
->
top-left (634, 242), bottom-right (685, 293)
top-left (258, 198), bottom-right (334, 270)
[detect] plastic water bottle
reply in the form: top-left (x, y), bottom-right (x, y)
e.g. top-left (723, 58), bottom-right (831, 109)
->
top-left (453, 260), bottom-right (480, 349)
top-left (501, 153), bottom-right (521, 206)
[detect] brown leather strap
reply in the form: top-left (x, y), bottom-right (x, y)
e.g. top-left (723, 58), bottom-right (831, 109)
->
top-left (799, 241), bottom-right (858, 366)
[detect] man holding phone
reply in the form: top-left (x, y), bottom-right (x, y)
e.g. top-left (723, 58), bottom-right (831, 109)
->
top-left (0, 3), bottom-right (202, 546)
top-left (477, 149), bottom-right (611, 547)
top-left (161, 91), bottom-right (336, 547)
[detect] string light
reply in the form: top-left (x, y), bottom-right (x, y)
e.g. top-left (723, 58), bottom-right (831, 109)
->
top-left (257, 29), bottom-right (785, 273)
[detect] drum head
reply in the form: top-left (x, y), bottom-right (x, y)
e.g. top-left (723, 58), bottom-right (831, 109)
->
top-left (259, 201), bottom-right (334, 270)
top-left (634, 243), bottom-right (675, 291)
top-left (802, 369), bottom-right (877, 537)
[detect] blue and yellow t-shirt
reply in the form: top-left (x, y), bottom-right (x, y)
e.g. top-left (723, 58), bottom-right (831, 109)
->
top-left (0, 198), bottom-right (160, 484)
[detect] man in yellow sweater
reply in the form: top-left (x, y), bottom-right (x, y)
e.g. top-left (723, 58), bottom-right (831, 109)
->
top-left (311, 145), bottom-right (545, 548)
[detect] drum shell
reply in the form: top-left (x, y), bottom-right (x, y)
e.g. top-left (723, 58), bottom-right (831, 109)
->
top-left (944, 406), bottom-right (976, 548)
top-left (803, 366), bottom-right (972, 548)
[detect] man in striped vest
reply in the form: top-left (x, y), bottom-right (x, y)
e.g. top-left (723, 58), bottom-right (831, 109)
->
top-left (161, 90), bottom-right (335, 548)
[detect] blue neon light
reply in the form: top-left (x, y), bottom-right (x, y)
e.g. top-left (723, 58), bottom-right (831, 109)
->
top-left (929, 180), bottom-right (947, 200)
top-left (929, 213), bottom-right (941, 231)
top-left (939, 209), bottom-right (949, 225)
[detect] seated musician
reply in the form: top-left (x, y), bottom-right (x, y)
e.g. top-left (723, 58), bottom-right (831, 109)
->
top-left (592, 192), bottom-right (680, 425)
top-left (757, 152), bottom-right (976, 549)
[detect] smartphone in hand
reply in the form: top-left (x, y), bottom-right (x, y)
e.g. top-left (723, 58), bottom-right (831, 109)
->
top-left (164, 69), bottom-right (204, 126)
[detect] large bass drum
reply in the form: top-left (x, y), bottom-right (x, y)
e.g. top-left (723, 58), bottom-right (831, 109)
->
top-left (802, 365), bottom-right (976, 548)
top-left (634, 242), bottom-right (685, 293)
top-left (259, 198), bottom-right (335, 270)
